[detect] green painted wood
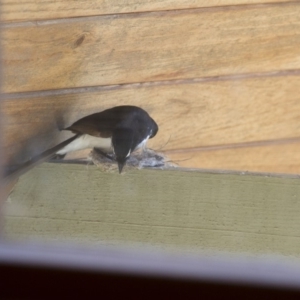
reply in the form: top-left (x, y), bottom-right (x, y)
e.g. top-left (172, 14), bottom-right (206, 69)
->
top-left (4, 163), bottom-right (300, 256)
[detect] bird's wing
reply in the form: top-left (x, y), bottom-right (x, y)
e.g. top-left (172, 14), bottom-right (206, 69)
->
top-left (64, 106), bottom-right (149, 139)
top-left (66, 122), bottom-right (112, 138)
top-left (65, 111), bottom-right (120, 138)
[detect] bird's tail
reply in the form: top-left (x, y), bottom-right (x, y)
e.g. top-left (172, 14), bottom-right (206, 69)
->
top-left (4, 134), bottom-right (80, 184)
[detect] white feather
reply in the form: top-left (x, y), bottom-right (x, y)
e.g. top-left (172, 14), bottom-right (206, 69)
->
top-left (57, 133), bottom-right (150, 156)
top-left (57, 134), bottom-right (112, 155)
top-left (136, 135), bottom-right (150, 151)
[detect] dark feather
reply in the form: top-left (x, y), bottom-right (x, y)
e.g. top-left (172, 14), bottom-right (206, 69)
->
top-left (65, 106), bottom-right (158, 147)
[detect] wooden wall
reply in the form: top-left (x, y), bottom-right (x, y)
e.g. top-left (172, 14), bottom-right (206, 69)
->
top-left (2, 0), bottom-right (300, 174)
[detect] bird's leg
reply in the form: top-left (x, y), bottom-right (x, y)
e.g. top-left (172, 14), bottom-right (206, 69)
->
top-left (133, 143), bottom-right (147, 160)
top-left (141, 141), bottom-right (150, 159)
top-left (142, 145), bottom-right (146, 158)
top-left (93, 148), bottom-right (114, 160)
top-left (136, 143), bottom-right (148, 160)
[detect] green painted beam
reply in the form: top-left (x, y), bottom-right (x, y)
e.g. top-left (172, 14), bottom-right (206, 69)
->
top-left (3, 163), bottom-right (300, 256)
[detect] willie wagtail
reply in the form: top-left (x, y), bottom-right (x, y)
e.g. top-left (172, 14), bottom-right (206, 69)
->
top-left (55, 105), bottom-right (159, 173)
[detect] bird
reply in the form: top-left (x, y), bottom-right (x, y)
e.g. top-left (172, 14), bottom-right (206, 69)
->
top-left (55, 105), bottom-right (159, 173)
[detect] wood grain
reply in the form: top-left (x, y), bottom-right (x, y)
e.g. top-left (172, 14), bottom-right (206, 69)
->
top-left (2, 4), bottom-right (300, 93)
top-left (62, 139), bottom-right (300, 174)
top-left (1, 0), bottom-right (294, 23)
top-left (3, 75), bottom-right (300, 166)
top-left (167, 141), bottom-right (300, 174)
top-left (4, 163), bottom-right (300, 256)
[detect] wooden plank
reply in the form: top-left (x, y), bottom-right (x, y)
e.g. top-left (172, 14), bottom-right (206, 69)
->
top-left (64, 139), bottom-right (300, 174)
top-left (3, 75), bottom-right (300, 166)
top-left (166, 141), bottom-right (300, 174)
top-left (4, 163), bottom-right (300, 256)
top-left (1, 1), bottom-right (293, 23)
top-left (2, 4), bottom-right (300, 93)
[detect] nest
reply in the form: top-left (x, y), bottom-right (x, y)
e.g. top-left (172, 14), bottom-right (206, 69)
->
top-left (89, 148), bottom-right (177, 173)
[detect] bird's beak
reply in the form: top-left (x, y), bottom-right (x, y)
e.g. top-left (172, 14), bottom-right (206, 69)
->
top-left (118, 161), bottom-right (126, 174)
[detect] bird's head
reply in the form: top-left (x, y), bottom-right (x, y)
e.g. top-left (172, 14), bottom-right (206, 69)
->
top-left (113, 128), bottom-right (134, 174)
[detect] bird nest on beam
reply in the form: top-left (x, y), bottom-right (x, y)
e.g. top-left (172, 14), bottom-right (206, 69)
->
top-left (90, 148), bottom-right (177, 173)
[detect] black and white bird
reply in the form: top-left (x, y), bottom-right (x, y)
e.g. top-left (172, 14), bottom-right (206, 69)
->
top-left (55, 105), bottom-right (159, 173)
